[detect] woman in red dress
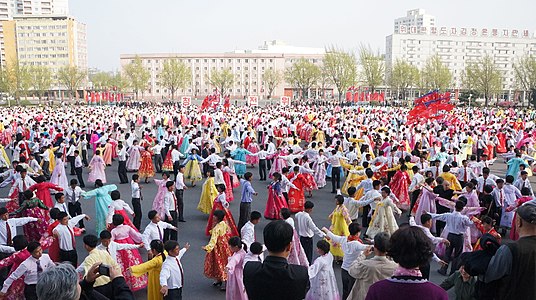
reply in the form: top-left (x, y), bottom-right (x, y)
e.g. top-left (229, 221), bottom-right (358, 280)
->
top-left (203, 210), bottom-right (232, 290)
top-left (205, 185), bottom-right (239, 237)
top-left (389, 164), bottom-right (411, 210)
top-left (138, 146), bottom-right (155, 183)
top-left (287, 166), bottom-right (306, 213)
top-left (264, 173), bottom-right (288, 219)
top-left (29, 176), bottom-right (63, 208)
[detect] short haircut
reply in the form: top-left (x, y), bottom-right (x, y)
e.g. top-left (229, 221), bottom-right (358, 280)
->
top-left (57, 212), bottom-right (68, 220)
top-left (455, 200), bottom-right (466, 211)
top-left (250, 211), bottom-right (262, 221)
top-left (372, 180), bottom-right (382, 188)
top-left (263, 220), bottom-right (293, 253)
top-left (164, 240), bottom-right (179, 253)
top-left (12, 235), bottom-right (28, 251)
top-left (505, 175), bottom-right (514, 184)
top-left (99, 230), bottom-right (112, 240)
top-left (250, 242), bottom-right (263, 255)
top-left (347, 186), bottom-right (357, 196)
top-left (27, 241), bottom-right (41, 254)
top-left (23, 190), bottom-right (33, 200)
top-left (112, 214), bottom-right (124, 226)
top-left (0, 207), bottom-right (8, 215)
top-left (420, 213), bottom-right (432, 225)
top-left (69, 179), bottom-right (78, 185)
top-left (280, 208), bottom-right (291, 219)
top-left (374, 232), bottom-right (391, 253)
top-left (388, 226), bottom-right (433, 269)
top-left (110, 190), bottom-right (120, 200)
top-left (166, 181), bottom-right (175, 188)
top-left (244, 172), bottom-right (253, 180)
top-left (304, 201), bottom-right (314, 209)
top-left (148, 210), bottom-right (158, 220)
top-left (213, 210), bottom-right (226, 222)
top-left (83, 234), bottom-right (99, 248)
top-left (132, 174), bottom-right (139, 181)
top-left (316, 240), bottom-right (330, 254)
top-left (348, 222), bottom-right (362, 236)
top-left (36, 264), bottom-right (79, 300)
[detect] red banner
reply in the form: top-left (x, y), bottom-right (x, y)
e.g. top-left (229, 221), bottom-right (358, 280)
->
top-left (407, 90), bottom-right (454, 123)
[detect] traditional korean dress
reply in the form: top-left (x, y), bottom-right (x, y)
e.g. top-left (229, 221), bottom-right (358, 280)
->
top-left (205, 193), bottom-right (239, 237)
top-left (231, 147), bottom-right (251, 177)
top-left (29, 182), bottom-right (63, 208)
top-left (151, 178), bottom-right (171, 219)
top-left (50, 157), bottom-right (69, 191)
top-left (183, 154), bottom-right (203, 183)
top-left (111, 224), bottom-right (147, 291)
top-left (246, 142), bottom-right (260, 165)
top-left (197, 176), bottom-right (217, 214)
top-left (366, 197), bottom-right (401, 238)
top-left (264, 181), bottom-right (288, 220)
top-left (138, 150), bottom-right (155, 179)
top-left (15, 197), bottom-right (49, 243)
top-left (107, 199), bottom-right (136, 231)
top-left (88, 154), bottom-right (106, 183)
top-left (327, 204), bottom-right (351, 257)
top-left (130, 253), bottom-right (165, 300)
top-left (82, 184), bottom-right (117, 235)
top-left (226, 249), bottom-right (248, 300)
top-left (389, 170), bottom-right (411, 210)
top-left (305, 252), bottom-right (340, 300)
top-left (287, 172), bottom-right (306, 213)
top-left (203, 221), bottom-right (232, 282)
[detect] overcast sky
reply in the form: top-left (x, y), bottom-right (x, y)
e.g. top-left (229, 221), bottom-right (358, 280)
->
top-left (70, 0), bottom-right (536, 71)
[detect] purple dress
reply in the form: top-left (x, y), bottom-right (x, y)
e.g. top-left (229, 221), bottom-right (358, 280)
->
top-left (366, 277), bottom-right (448, 300)
top-left (88, 155), bottom-right (106, 183)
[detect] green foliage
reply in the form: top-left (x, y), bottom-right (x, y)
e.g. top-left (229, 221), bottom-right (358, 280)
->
top-left (123, 56), bottom-right (150, 99)
top-left (159, 59), bottom-right (192, 100)
top-left (323, 48), bottom-right (357, 100)
top-left (285, 58), bottom-right (321, 99)
top-left (463, 55), bottom-right (502, 106)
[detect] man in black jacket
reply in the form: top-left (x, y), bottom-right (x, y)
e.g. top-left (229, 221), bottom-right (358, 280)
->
top-left (243, 220), bottom-right (309, 300)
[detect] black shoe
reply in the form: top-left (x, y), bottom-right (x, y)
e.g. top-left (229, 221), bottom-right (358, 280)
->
top-left (331, 191), bottom-right (336, 194)
top-left (179, 219), bottom-right (186, 222)
top-left (437, 268), bottom-right (447, 276)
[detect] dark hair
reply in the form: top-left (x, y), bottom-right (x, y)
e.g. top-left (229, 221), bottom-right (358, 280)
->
top-left (0, 207), bottom-right (8, 215)
top-left (244, 172), bottom-right (253, 181)
top-left (95, 179), bottom-right (103, 187)
top-left (166, 181), bottom-right (175, 189)
top-left (164, 240), bottom-right (179, 253)
top-left (316, 240), bottom-right (330, 254)
top-left (388, 226), bottom-right (433, 269)
top-left (372, 180), bottom-right (382, 188)
top-left (481, 216), bottom-right (494, 225)
top-left (213, 210), bottom-right (225, 222)
top-left (57, 212), bottom-right (68, 220)
top-left (505, 175), bottom-right (514, 184)
top-left (250, 242), bottom-right (263, 255)
top-left (112, 214), bottom-right (125, 226)
top-left (304, 201), bottom-right (314, 210)
top-left (280, 208), bottom-right (291, 219)
top-left (216, 184), bottom-right (226, 192)
top-left (150, 240), bottom-right (165, 260)
top-left (70, 179), bottom-right (78, 185)
top-left (23, 190), bottom-right (33, 200)
top-left (250, 211), bottom-right (262, 221)
top-left (148, 210), bottom-right (158, 220)
top-left (425, 177), bottom-right (435, 185)
top-left (263, 220), bottom-right (293, 253)
top-left (349, 222), bottom-right (362, 236)
top-left (420, 213), bottom-right (432, 225)
top-left (374, 232), bottom-right (391, 253)
top-left (381, 186), bottom-right (391, 195)
top-left (229, 236), bottom-right (247, 251)
top-left (99, 230), bottom-right (112, 240)
top-left (27, 241), bottom-right (41, 254)
top-left (83, 234), bottom-right (99, 248)
top-left (455, 200), bottom-right (466, 211)
top-left (111, 190), bottom-right (120, 200)
top-left (54, 193), bottom-right (64, 201)
top-left (347, 186), bottom-right (357, 196)
top-left (132, 174), bottom-right (139, 181)
top-left (12, 235), bottom-right (28, 251)
top-left (521, 187), bottom-right (532, 196)
top-left (49, 208), bottom-right (60, 220)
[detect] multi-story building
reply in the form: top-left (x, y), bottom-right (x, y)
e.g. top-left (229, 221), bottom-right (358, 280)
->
top-left (386, 9), bottom-right (536, 98)
top-left (394, 9), bottom-right (435, 34)
top-left (120, 40), bottom-right (331, 100)
top-left (3, 14), bottom-right (87, 89)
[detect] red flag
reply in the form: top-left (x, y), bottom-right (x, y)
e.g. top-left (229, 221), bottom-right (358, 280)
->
top-left (91, 92), bottom-right (96, 103)
top-left (380, 92), bottom-right (385, 101)
top-left (346, 91), bottom-right (351, 101)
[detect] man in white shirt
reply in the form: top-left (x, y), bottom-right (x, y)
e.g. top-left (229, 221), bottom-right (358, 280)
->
top-left (53, 193), bottom-right (71, 218)
top-left (457, 159), bottom-right (477, 188)
top-left (53, 211), bottom-right (88, 267)
top-left (65, 178), bottom-right (85, 231)
top-left (98, 230), bottom-right (142, 263)
top-left (142, 210), bottom-right (177, 259)
top-left (73, 150), bottom-right (85, 188)
top-left (13, 168), bottom-right (36, 205)
top-left (175, 165), bottom-right (187, 222)
top-left (170, 145), bottom-right (183, 180)
top-left (199, 148), bottom-right (221, 174)
top-left (409, 165), bottom-right (425, 214)
top-left (160, 240), bottom-right (190, 299)
top-left (409, 214), bottom-right (449, 279)
top-left (240, 211), bottom-right (261, 249)
top-left (514, 170), bottom-right (533, 196)
top-left (66, 140), bottom-right (77, 175)
top-left (295, 201), bottom-right (326, 264)
top-left (0, 241), bottom-right (54, 300)
top-left (163, 181), bottom-right (178, 241)
top-left (213, 162), bottom-right (225, 186)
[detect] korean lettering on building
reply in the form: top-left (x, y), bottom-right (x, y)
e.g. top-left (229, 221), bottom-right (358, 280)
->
top-left (398, 25), bottom-right (531, 38)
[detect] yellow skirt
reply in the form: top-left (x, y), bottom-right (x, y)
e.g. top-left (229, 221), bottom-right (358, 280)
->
top-left (197, 178), bottom-right (217, 214)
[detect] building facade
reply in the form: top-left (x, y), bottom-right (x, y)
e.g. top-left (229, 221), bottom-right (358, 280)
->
top-left (394, 9), bottom-right (435, 33)
top-left (120, 41), bottom-right (331, 100)
top-left (3, 14), bottom-right (87, 89)
top-left (387, 9), bottom-right (536, 99)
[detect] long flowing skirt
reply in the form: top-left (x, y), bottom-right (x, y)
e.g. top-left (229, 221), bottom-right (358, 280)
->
top-left (203, 234), bottom-right (232, 282)
top-left (268, 158), bottom-right (286, 179)
top-left (126, 151), bottom-right (141, 171)
top-left (223, 172), bottom-right (234, 202)
top-left (246, 144), bottom-right (260, 165)
top-left (50, 162), bottom-right (69, 191)
top-left (366, 205), bottom-right (399, 238)
top-left (162, 151), bottom-right (174, 172)
top-left (88, 164), bottom-right (106, 183)
top-left (138, 156), bottom-right (155, 178)
top-left (313, 163), bottom-right (327, 188)
top-left (184, 160), bottom-right (203, 183)
top-left (390, 178), bottom-right (410, 210)
top-left (287, 230), bottom-right (309, 267)
top-left (198, 179), bottom-right (217, 214)
top-left (288, 186), bottom-right (305, 213)
top-left (151, 185), bottom-right (168, 219)
top-left (115, 237), bottom-right (147, 291)
top-left (328, 212), bottom-right (350, 257)
top-left (108, 209), bottom-right (137, 232)
top-left (302, 173), bottom-right (318, 192)
top-left (205, 202), bottom-right (239, 237)
top-left (264, 186), bottom-right (288, 219)
top-left (22, 207), bottom-right (49, 242)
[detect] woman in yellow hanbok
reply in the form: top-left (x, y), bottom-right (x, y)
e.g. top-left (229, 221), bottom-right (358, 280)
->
top-left (326, 195), bottom-right (351, 260)
top-left (130, 240), bottom-right (166, 300)
top-left (197, 170), bottom-right (218, 214)
top-left (211, 133), bottom-right (221, 154)
top-left (221, 123), bottom-right (230, 139)
top-left (341, 159), bottom-right (365, 195)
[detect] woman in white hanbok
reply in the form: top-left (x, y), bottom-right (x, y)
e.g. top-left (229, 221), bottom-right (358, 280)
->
top-left (281, 208), bottom-right (309, 267)
top-left (305, 240), bottom-right (340, 300)
top-left (50, 153), bottom-right (69, 191)
top-left (366, 187), bottom-right (401, 238)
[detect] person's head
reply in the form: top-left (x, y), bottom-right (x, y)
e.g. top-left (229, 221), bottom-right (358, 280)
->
top-left (57, 212), bottom-right (69, 225)
top-left (373, 232), bottom-right (391, 255)
top-left (388, 226), bottom-right (433, 269)
top-left (244, 172), bottom-right (253, 181)
top-left (148, 210), bottom-right (160, 223)
top-left (372, 179), bottom-right (381, 190)
top-left (83, 234), bottom-right (99, 251)
top-left (213, 210), bottom-right (225, 224)
top-left (420, 213), bottom-right (433, 229)
top-left (164, 240), bottom-right (181, 257)
top-left (112, 214), bottom-right (125, 227)
top-left (481, 216), bottom-right (494, 232)
top-left (263, 220), bottom-right (293, 256)
top-left (166, 180), bottom-right (175, 191)
top-left (99, 230), bottom-right (112, 247)
top-left (54, 192), bottom-right (65, 204)
top-left (425, 177), bottom-right (435, 186)
top-left (95, 179), bottom-right (104, 187)
top-left (496, 178), bottom-right (504, 188)
top-left (315, 240), bottom-right (330, 256)
top-left (455, 200), bottom-right (466, 212)
top-left (69, 179), bottom-right (78, 187)
top-left (36, 264), bottom-right (81, 300)
top-left (347, 186), bottom-right (356, 197)
top-left (250, 211), bottom-right (262, 225)
top-left (249, 242), bottom-right (263, 255)
top-left (12, 235), bottom-right (28, 251)
top-left (228, 236), bottom-right (247, 253)
top-left (381, 186), bottom-right (391, 198)
top-left (132, 174), bottom-right (139, 182)
top-left (216, 184), bottom-right (226, 193)
top-left (335, 194), bottom-right (344, 206)
top-left (304, 201), bottom-right (314, 213)
top-left (23, 189), bottom-right (34, 200)
top-left (506, 175), bottom-right (514, 184)
top-left (110, 190), bottom-right (120, 201)
top-left (516, 203), bottom-right (536, 237)
top-left (0, 207), bottom-right (8, 221)
top-left (280, 207), bottom-right (291, 220)
top-left (521, 187), bottom-right (532, 196)
top-left (365, 168), bottom-right (374, 178)
top-left (348, 222), bottom-right (362, 237)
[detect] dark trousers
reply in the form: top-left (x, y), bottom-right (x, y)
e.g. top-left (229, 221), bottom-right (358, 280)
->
top-left (24, 284), bottom-right (37, 300)
top-left (132, 198), bottom-right (142, 230)
top-left (331, 166), bottom-right (341, 192)
top-left (237, 202), bottom-right (251, 231)
top-left (435, 203), bottom-right (451, 236)
top-left (282, 192), bottom-right (289, 205)
top-left (341, 268), bottom-right (355, 300)
top-left (59, 249), bottom-right (78, 266)
top-left (362, 205), bottom-right (371, 228)
top-left (267, 158), bottom-right (273, 171)
top-left (420, 261), bottom-right (431, 280)
top-left (164, 288), bottom-right (183, 300)
top-left (176, 189), bottom-right (185, 221)
top-left (75, 167), bottom-right (85, 188)
top-left (82, 150), bottom-right (88, 166)
top-left (67, 155), bottom-right (75, 175)
top-left (476, 148), bottom-right (484, 161)
top-left (173, 161), bottom-right (180, 180)
top-left (42, 161), bottom-right (50, 178)
top-left (68, 202), bottom-right (84, 228)
top-left (118, 161), bottom-right (128, 183)
top-left (259, 159), bottom-right (267, 180)
top-left (164, 211), bottom-right (178, 241)
top-left (154, 154), bottom-right (163, 173)
top-left (299, 236), bottom-right (313, 265)
top-left (409, 189), bottom-right (421, 215)
top-left (0, 252), bottom-right (10, 285)
top-left (445, 233), bottom-right (464, 274)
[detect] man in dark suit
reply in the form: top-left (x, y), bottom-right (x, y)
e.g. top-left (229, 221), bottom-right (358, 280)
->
top-left (243, 220), bottom-right (309, 300)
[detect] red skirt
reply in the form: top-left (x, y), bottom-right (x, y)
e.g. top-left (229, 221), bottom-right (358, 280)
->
top-left (264, 186), bottom-right (288, 219)
top-left (205, 201), bottom-right (239, 237)
top-left (203, 234), bottom-right (232, 281)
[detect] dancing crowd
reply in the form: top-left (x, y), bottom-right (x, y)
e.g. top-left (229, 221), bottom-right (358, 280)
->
top-left (0, 102), bottom-right (532, 300)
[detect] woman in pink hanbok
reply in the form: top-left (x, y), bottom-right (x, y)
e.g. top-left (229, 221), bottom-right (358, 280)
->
top-left (110, 214), bottom-right (147, 291)
top-left (413, 177), bottom-right (443, 232)
top-left (126, 141), bottom-right (143, 171)
top-left (389, 164), bottom-right (411, 210)
top-left (50, 154), bottom-right (68, 191)
top-left (264, 173), bottom-right (289, 220)
top-left (88, 150), bottom-right (106, 183)
top-left (266, 149), bottom-right (288, 179)
top-left (246, 139), bottom-right (260, 167)
top-left (151, 172), bottom-right (171, 219)
top-left (312, 149), bottom-right (328, 189)
top-left (281, 208), bottom-right (309, 266)
top-left (455, 183), bottom-right (481, 243)
top-left (225, 237), bottom-right (248, 300)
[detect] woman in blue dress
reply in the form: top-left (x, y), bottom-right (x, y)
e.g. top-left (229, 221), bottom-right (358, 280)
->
top-left (231, 142), bottom-right (251, 177)
top-left (81, 179), bottom-right (117, 235)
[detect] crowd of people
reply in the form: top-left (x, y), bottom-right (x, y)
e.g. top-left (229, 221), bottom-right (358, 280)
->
top-left (0, 102), bottom-right (532, 300)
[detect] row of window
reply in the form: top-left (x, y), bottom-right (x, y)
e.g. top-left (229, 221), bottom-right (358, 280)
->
top-left (152, 88), bottom-right (255, 94)
top-left (18, 32), bottom-right (67, 38)
top-left (19, 46), bottom-right (67, 51)
top-left (20, 53), bottom-right (68, 58)
top-left (17, 25), bottom-right (67, 30)
top-left (403, 39), bottom-right (535, 48)
top-left (142, 58), bottom-right (275, 64)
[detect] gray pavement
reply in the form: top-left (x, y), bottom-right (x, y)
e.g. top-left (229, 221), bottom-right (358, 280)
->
top-left (2, 156), bottom-right (519, 299)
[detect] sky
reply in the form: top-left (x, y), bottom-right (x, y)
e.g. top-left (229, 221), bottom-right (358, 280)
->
top-left (70, 0), bottom-right (536, 71)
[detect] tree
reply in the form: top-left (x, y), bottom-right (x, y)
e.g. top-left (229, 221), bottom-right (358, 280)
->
top-left (388, 58), bottom-right (420, 99)
top-left (159, 59), bottom-right (192, 100)
top-left (91, 72), bottom-right (113, 91)
top-left (359, 45), bottom-right (384, 93)
top-left (57, 65), bottom-right (86, 100)
top-left (123, 56), bottom-right (150, 100)
top-left (5, 60), bottom-right (31, 104)
top-left (420, 54), bottom-right (452, 91)
top-left (111, 72), bottom-right (130, 92)
top-left (323, 48), bottom-right (357, 101)
top-left (316, 69), bottom-right (332, 99)
top-left (29, 65), bottom-right (52, 101)
top-left (514, 55), bottom-right (536, 107)
top-left (285, 58), bottom-right (321, 99)
top-left (206, 68), bottom-right (234, 96)
top-left (262, 68), bottom-right (282, 99)
top-left (463, 55), bottom-right (502, 106)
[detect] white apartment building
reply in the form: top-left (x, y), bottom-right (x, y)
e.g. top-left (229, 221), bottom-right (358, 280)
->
top-left (394, 9), bottom-right (435, 34)
top-left (386, 10), bottom-right (536, 97)
top-left (120, 41), bottom-right (331, 100)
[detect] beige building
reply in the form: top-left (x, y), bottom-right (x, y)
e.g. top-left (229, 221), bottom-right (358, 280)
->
top-left (3, 14), bottom-right (87, 90)
top-left (120, 41), bottom-right (331, 100)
